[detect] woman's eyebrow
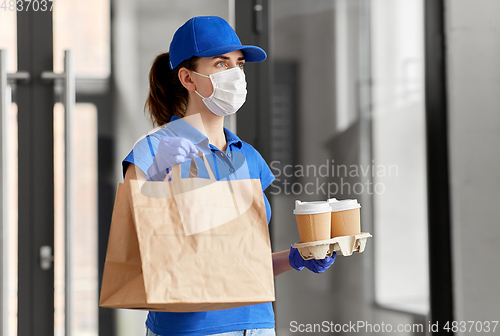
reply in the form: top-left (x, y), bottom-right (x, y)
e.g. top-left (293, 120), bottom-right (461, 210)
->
top-left (212, 55), bottom-right (246, 61)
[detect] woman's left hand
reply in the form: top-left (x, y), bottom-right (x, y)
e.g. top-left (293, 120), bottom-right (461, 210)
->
top-left (289, 244), bottom-right (336, 273)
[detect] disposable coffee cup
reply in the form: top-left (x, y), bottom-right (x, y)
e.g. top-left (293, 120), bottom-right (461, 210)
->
top-left (293, 200), bottom-right (332, 243)
top-left (328, 198), bottom-right (361, 238)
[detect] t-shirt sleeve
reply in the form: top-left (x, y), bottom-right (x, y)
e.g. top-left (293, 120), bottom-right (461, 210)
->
top-left (121, 135), bottom-right (158, 180)
top-left (263, 192), bottom-right (272, 224)
top-left (258, 153), bottom-right (275, 192)
top-left (253, 150), bottom-right (275, 224)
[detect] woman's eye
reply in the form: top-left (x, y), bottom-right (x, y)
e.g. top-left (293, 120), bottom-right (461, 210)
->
top-left (238, 63), bottom-right (245, 69)
top-left (215, 61), bottom-right (226, 68)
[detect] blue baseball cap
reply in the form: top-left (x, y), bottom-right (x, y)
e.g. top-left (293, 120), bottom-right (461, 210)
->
top-left (168, 16), bottom-right (267, 70)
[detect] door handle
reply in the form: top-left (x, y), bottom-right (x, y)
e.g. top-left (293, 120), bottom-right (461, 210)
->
top-left (41, 49), bottom-right (75, 336)
top-left (40, 245), bottom-right (55, 270)
top-left (0, 49), bottom-right (31, 336)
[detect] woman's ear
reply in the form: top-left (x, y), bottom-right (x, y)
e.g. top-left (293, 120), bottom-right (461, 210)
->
top-left (178, 67), bottom-right (196, 92)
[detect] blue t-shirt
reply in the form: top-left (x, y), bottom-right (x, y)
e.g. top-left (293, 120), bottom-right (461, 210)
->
top-left (122, 115), bottom-right (276, 336)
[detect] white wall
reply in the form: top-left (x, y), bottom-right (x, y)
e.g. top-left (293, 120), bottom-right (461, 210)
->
top-left (446, 0), bottom-right (500, 331)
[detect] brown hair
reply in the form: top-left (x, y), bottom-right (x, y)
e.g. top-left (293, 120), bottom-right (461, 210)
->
top-left (144, 53), bottom-right (200, 127)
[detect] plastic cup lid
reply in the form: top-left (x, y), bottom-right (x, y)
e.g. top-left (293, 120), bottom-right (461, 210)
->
top-left (293, 200), bottom-right (331, 215)
top-left (327, 198), bottom-right (338, 203)
top-left (329, 199), bottom-right (361, 212)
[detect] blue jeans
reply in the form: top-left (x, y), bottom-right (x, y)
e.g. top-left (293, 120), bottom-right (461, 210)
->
top-left (146, 327), bottom-right (276, 336)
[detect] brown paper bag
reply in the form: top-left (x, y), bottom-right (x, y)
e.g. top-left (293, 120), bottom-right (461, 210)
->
top-left (99, 154), bottom-right (275, 312)
top-left (171, 154), bottom-right (253, 236)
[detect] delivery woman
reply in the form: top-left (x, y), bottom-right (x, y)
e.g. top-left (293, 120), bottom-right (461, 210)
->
top-left (122, 16), bottom-right (336, 336)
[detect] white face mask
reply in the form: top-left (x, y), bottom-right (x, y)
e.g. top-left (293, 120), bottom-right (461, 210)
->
top-left (193, 67), bottom-right (247, 117)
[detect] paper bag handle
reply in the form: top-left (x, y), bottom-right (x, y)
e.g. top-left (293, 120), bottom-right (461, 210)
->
top-left (169, 148), bottom-right (217, 182)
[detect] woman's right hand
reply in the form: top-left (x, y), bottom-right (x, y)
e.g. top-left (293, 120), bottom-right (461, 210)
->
top-left (146, 136), bottom-right (199, 181)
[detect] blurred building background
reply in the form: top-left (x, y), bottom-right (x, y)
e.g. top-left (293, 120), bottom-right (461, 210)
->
top-left (0, 0), bottom-right (499, 335)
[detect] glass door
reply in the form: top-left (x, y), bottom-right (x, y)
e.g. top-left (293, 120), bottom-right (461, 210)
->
top-left (0, 1), bottom-right (110, 335)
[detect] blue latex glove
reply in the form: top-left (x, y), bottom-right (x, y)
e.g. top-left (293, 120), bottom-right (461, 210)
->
top-left (146, 136), bottom-right (199, 181)
top-left (289, 244), bottom-right (336, 273)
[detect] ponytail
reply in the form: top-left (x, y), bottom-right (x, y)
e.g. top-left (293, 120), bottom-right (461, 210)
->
top-left (144, 52), bottom-right (200, 127)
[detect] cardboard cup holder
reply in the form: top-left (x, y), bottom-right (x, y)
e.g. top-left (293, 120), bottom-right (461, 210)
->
top-left (292, 232), bottom-right (372, 259)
